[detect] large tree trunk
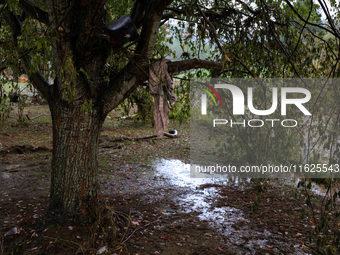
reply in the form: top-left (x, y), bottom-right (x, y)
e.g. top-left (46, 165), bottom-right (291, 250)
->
top-left (48, 100), bottom-right (105, 219)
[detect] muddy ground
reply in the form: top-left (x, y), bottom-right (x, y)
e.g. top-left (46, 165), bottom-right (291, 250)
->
top-left (0, 104), bottom-right (325, 254)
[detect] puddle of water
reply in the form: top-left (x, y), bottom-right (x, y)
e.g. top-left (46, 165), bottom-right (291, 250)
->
top-left (152, 159), bottom-right (248, 236)
top-left (153, 158), bottom-right (251, 189)
top-left (151, 159), bottom-right (316, 254)
top-left (181, 187), bottom-right (245, 235)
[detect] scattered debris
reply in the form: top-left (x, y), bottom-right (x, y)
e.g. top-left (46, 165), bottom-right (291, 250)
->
top-left (4, 227), bottom-right (18, 236)
top-left (96, 246), bottom-right (108, 254)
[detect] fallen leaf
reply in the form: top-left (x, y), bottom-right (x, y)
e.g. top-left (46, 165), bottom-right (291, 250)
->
top-left (160, 236), bottom-right (171, 241)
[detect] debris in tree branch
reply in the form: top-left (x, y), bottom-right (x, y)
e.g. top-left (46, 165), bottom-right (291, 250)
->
top-left (9, 92), bottom-right (19, 102)
top-left (106, 15), bottom-right (140, 46)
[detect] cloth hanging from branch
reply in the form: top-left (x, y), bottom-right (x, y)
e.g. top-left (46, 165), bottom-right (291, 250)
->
top-left (149, 59), bottom-right (176, 138)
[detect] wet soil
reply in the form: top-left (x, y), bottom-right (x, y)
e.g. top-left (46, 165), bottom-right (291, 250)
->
top-left (0, 107), bottom-right (322, 254)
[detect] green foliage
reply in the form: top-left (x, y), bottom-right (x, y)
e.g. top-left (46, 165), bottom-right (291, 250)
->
top-left (116, 77), bottom-right (192, 125)
top-left (16, 93), bottom-right (28, 125)
top-left (152, 24), bottom-right (177, 60)
top-left (297, 179), bottom-right (340, 254)
top-left (0, 76), bottom-right (30, 126)
top-left (191, 79), bottom-right (305, 165)
top-left (169, 69), bottom-right (212, 124)
top-left (12, 242), bottom-right (23, 253)
top-left (0, 3), bottom-right (340, 253)
top-left (0, 94), bottom-right (12, 127)
top-left (170, 78), bottom-right (190, 124)
top-left (252, 181), bottom-right (268, 213)
top-left (81, 100), bottom-right (93, 113)
top-left (129, 86), bottom-right (154, 121)
top-left (167, 0), bottom-right (340, 79)
top-left (106, 0), bottom-right (134, 22)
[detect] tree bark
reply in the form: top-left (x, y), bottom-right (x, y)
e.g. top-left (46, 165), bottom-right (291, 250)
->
top-left (48, 100), bottom-right (105, 219)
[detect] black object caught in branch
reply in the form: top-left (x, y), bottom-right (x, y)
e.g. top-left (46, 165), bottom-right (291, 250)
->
top-left (9, 92), bottom-right (19, 103)
top-left (106, 15), bottom-right (140, 46)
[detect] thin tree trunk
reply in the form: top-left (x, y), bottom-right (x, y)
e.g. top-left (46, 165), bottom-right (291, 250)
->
top-left (48, 101), bottom-right (105, 220)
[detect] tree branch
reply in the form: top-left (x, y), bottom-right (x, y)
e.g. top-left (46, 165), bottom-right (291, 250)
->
top-left (218, 68), bottom-right (251, 75)
top-left (260, 0), bottom-right (303, 80)
top-left (196, 5), bottom-right (224, 55)
top-left (131, 0), bottom-right (150, 28)
top-left (102, 0), bottom-right (174, 114)
top-left (161, 12), bottom-right (174, 21)
top-left (290, 0), bottom-right (313, 57)
top-left (284, 0), bottom-right (339, 38)
top-left (135, 0), bottom-right (174, 58)
top-left (17, 0), bottom-right (49, 24)
top-left (167, 59), bottom-right (222, 73)
top-left (317, 0), bottom-right (340, 39)
top-left (101, 57), bottom-right (223, 115)
top-left (3, 9), bottom-right (50, 99)
top-left (291, 20), bottom-right (337, 59)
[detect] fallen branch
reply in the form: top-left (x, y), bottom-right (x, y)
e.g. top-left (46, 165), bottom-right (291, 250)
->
top-left (111, 130), bottom-right (178, 141)
top-left (26, 114), bottom-right (50, 120)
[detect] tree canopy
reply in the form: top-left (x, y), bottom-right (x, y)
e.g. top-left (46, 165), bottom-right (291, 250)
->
top-left (0, 0), bottom-right (340, 219)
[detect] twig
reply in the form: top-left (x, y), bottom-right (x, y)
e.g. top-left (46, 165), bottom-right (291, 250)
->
top-left (42, 236), bottom-right (81, 247)
top-left (122, 215), bottom-right (184, 244)
top-left (122, 219), bottom-right (162, 244)
top-left (120, 210), bottom-right (132, 243)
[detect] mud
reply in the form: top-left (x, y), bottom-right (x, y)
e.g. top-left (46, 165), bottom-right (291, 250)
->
top-left (0, 119), bottom-right (321, 254)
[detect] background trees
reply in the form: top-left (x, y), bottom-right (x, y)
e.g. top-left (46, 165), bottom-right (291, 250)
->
top-left (0, 0), bottom-right (339, 221)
